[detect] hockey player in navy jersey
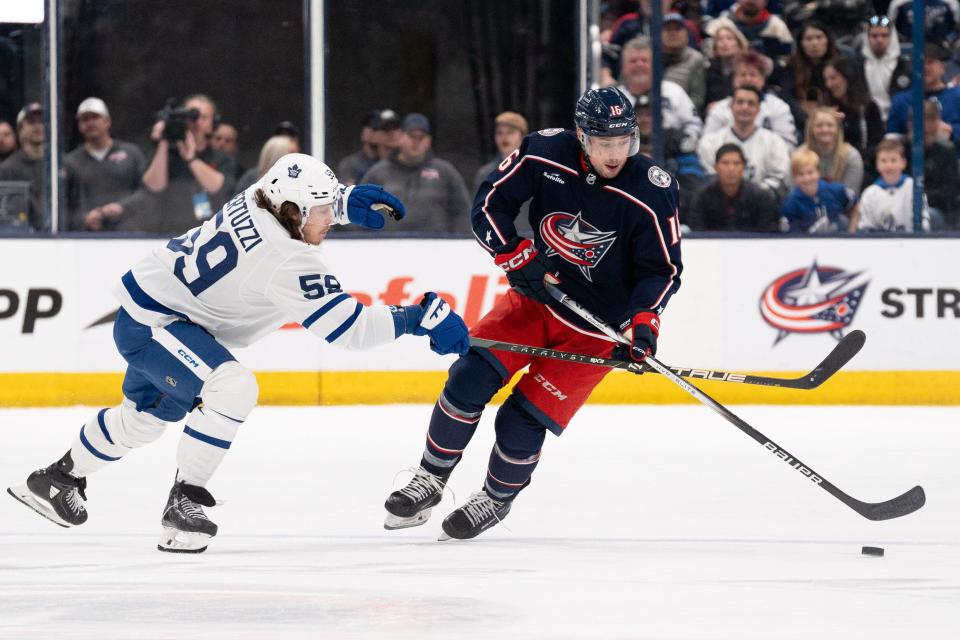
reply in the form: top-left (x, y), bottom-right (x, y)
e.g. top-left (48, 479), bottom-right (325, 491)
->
top-left (7, 153), bottom-right (470, 553)
top-left (384, 87), bottom-right (682, 540)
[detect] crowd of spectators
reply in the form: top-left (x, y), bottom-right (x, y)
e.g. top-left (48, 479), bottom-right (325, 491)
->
top-left (2, 0), bottom-right (958, 235)
top-left (595, 0), bottom-right (960, 232)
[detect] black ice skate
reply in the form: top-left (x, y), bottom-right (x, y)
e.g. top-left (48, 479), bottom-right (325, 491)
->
top-left (384, 467), bottom-right (449, 530)
top-left (157, 480), bottom-right (218, 553)
top-left (439, 490), bottom-right (511, 540)
top-left (6, 451), bottom-right (88, 528)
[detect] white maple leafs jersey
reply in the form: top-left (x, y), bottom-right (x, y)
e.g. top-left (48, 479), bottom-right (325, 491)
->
top-left (857, 177), bottom-right (931, 233)
top-left (114, 187), bottom-right (396, 350)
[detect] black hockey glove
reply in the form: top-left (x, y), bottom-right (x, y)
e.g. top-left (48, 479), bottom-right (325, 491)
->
top-left (612, 310), bottom-right (660, 365)
top-left (493, 238), bottom-right (560, 306)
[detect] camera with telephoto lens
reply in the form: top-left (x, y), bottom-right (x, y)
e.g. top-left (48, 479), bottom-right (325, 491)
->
top-left (157, 100), bottom-right (200, 143)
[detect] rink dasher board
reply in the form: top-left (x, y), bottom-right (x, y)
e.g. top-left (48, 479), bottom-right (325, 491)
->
top-left (0, 237), bottom-right (957, 405)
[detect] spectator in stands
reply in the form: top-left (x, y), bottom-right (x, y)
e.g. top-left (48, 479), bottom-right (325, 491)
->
top-left (236, 134), bottom-right (300, 192)
top-left (687, 142), bottom-right (779, 230)
top-left (362, 113), bottom-right (471, 233)
top-left (702, 17), bottom-right (749, 110)
top-left (634, 94), bottom-right (705, 213)
top-left (782, 0), bottom-right (870, 38)
top-left (617, 36), bottom-right (703, 158)
top-left (141, 94), bottom-right (235, 233)
top-left (719, 0), bottom-right (794, 69)
top-left (62, 97), bottom-right (148, 232)
top-left (704, 0), bottom-right (783, 20)
top-left (887, 43), bottom-right (960, 151)
top-left (857, 14), bottom-right (911, 120)
top-left (601, 1), bottom-right (703, 86)
top-left (211, 122), bottom-right (245, 181)
top-left (800, 107), bottom-right (864, 192)
top-left (703, 50), bottom-right (798, 147)
top-left (474, 111), bottom-right (528, 191)
top-left (698, 85), bottom-right (792, 201)
top-left (782, 21), bottom-right (840, 116)
top-left (661, 12), bottom-right (707, 111)
top-left (370, 109), bottom-right (403, 161)
top-left (273, 121), bottom-right (300, 147)
top-left (780, 148), bottom-right (858, 233)
top-left (0, 119), bottom-right (17, 162)
top-left (854, 137), bottom-right (929, 232)
top-left (0, 103), bottom-right (45, 230)
top-left (822, 56), bottom-right (884, 163)
top-left (337, 110), bottom-right (381, 187)
top-left (905, 100), bottom-right (958, 229)
top-left (888, 0), bottom-right (958, 50)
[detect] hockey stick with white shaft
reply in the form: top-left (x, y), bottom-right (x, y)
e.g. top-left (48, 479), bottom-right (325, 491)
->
top-left (470, 329), bottom-right (863, 390)
top-left (544, 284), bottom-right (925, 522)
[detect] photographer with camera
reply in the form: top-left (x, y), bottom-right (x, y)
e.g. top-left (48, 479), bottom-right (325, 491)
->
top-left (141, 94), bottom-right (235, 233)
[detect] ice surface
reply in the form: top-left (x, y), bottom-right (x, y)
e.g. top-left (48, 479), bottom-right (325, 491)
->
top-left (1, 405), bottom-right (958, 639)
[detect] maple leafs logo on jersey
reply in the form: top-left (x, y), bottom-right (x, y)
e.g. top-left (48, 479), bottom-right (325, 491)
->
top-left (759, 261), bottom-right (870, 345)
top-left (539, 212), bottom-right (616, 282)
top-left (288, 164), bottom-right (302, 178)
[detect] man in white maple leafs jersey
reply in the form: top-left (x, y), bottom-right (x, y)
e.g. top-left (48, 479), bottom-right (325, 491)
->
top-left (7, 153), bottom-right (470, 553)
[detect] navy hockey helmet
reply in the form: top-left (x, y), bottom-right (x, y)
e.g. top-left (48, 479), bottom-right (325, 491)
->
top-left (574, 87), bottom-right (640, 156)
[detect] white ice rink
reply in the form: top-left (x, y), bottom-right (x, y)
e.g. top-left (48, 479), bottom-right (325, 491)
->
top-left (1, 404), bottom-right (957, 639)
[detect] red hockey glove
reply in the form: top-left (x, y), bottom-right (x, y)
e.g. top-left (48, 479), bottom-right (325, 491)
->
top-left (493, 238), bottom-right (559, 305)
top-left (613, 310), bottom-right (660, 363)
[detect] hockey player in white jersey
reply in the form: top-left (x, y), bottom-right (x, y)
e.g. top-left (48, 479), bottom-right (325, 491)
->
top-left (7, 153), bottom-right (470, 553)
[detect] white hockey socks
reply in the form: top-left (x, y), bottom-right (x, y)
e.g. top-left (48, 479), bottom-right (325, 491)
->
top-left (176, 407), bottom-right (241, 486)
top-left (69, 400), bottom-right (167, 477)
top-left (175, 362), bottom-right (257, 486)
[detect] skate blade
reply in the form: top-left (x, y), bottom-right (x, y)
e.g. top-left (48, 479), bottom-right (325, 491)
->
top-left (157, 526), bottom-right (211, 553)
top-left (6, 485), bottom-right (72, 528)
top-left (384, 508), bottom-right (433, 530)
top-left (437, 531), bottom-right (452, 541)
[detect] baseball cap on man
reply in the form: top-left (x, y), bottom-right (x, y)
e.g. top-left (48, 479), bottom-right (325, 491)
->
top-left (402, 113), bottom-right (431, 135)
top-left (374, 109), bottom-right (401, 131)
top-left (495, 111), bottom-right (529, 135)
top-left (16, 102), bottom-right (42, 127)
top-left (924, 42), bottom-right (951, 62)
top-left (663, 12), bottom-right (686, 26)
top-left (76, 97), bottom-right (110, 119)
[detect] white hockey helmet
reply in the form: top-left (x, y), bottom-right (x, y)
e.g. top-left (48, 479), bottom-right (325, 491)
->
top-left (257, 153), bottom-right (340, 227)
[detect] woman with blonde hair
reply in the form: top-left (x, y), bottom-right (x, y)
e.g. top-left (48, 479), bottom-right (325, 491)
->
top-left (236, 134), bottom-right (300, 192)
top-left (800, 107), bottom-right (863, 193)
top-left (703, 17), bottom-right (750, 110)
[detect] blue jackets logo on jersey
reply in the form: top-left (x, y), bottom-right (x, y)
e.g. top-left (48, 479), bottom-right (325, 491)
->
top-left (759, 262), bottom-right (870, 344)
top-left (539, 212), bottom-right (616, 282)
top-left (288, 164), bottom-right (302, 178)
top-left (648, 166), bottom-right (672, 188)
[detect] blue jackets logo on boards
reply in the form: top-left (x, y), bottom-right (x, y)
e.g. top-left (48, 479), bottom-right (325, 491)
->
top-left (760, 261), bottom-right (869, 344)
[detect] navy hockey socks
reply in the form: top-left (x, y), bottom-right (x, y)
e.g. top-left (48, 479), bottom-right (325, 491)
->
top-left (484, 443), bottom-right (540, 501)
top-left (420, 392), bottom-right (482, 477)
top-left (483, 395), bottom-right (546, 501)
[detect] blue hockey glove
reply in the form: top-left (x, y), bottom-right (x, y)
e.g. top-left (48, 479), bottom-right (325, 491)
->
top-left (341, 184), bottom-right (406, 229)
top-left (612, 310), bottom-right (660, 363)
top-left (493, 237), bottom-right (560, 306)
top-left (393, 293), bottom-right (470, 356)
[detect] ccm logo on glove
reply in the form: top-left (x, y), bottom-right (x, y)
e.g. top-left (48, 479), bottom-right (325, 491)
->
top-left (494, 239), bottom-right (538, 272)
top-left (493, 238), bottom-right (560, 306)
top-left (615, 310), bottom-right (660, 363)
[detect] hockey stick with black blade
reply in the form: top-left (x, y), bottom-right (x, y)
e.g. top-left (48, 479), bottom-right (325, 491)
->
top-left (470, 330), bottom-right (864, 390)
top-left (544, 284), bottom-right (925, 521)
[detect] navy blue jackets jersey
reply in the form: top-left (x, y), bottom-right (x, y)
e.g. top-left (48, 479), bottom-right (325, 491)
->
top-left (888, 85), bottom-right (960, 148)
top-left (471, 129), bottom-right (682, 331)
top-left (780, 179), bottom-right (857, 234)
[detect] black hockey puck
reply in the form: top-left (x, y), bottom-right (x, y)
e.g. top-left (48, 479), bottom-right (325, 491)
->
top-left (861, 546), bottom-right (884, 557)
